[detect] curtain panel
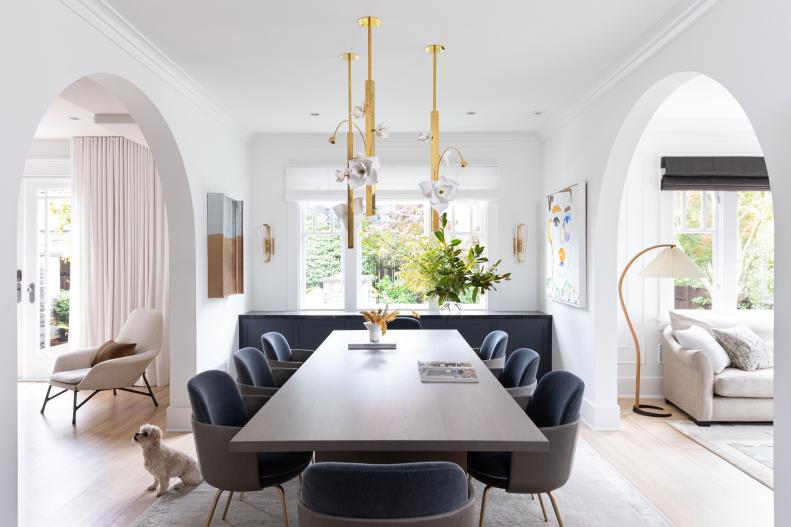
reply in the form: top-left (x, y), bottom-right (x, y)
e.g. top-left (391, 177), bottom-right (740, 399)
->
top-left (71, 137), bottom-right (169, 385)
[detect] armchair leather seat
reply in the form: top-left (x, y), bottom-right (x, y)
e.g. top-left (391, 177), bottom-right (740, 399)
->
top-left (50, 368), bottom-right (91, 385)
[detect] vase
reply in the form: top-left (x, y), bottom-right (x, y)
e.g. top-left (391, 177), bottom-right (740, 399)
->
top-left (363, 322), bottom-right (382, 343)
top-left (428, 298), bottom-right (441, 314)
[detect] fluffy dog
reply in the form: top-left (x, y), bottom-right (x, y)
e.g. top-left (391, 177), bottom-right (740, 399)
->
top-left (133, 423), bottom-right (202, 496)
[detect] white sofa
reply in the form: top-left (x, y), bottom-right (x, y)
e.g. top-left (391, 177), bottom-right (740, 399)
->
top-left (662, 309), bottom-right (773, 425)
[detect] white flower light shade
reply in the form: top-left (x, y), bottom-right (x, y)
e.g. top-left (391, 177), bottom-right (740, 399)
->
top-left (333, 197), bottom-right (364, 227)
top-left (638, 246), bottom-right (706, 279)
top-left (417, 131), bottom-right (432, 142)
top-left (346, 157), bottom-right (369, 188)
top-left (335, 169), bottom-right (347, 183)
top-left (361, 155), bottom-right (380, 184)
top-left (352, 102), bottom-right (365, 119)
top-left (419, 175), bottom-right (459, 214)
top-left (375, 122), bottom-right (390, 138)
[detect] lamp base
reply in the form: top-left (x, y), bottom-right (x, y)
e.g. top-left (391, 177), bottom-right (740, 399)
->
top-left (632, 403), bottom-right (672, 418)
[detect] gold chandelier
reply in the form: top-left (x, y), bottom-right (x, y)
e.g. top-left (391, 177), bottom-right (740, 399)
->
top-left (329, 16), bottom-right (387, 249)
top-left (421, 44), bottom-right (468, 231)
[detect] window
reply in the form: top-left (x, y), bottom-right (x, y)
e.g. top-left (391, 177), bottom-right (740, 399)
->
top-left (358, 200), bottom-right (486, 309)
top-left (301, 203), bottom-right (344, 309)
top-left (672, 190), bottom-right (773, 310)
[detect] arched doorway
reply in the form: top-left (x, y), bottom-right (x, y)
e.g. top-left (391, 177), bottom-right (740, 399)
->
top-left (0, 72), bottom-right (197, 523)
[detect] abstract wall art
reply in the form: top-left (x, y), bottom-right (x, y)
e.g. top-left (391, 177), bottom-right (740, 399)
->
top-left (545, 182), bottom-right (586, 307)
top-left (207, 193), bottom-right (244, 298)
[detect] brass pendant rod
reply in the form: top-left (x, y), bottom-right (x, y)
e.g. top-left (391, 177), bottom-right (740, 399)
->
top-left (343, 52), bottom-right (356, 248)
top-left (361, 16), bottom-right (379, 216)
top-left (430, 45), bottom-right (441, 231)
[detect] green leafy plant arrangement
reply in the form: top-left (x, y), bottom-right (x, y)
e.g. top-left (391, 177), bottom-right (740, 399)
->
top-left (402, 213), bottom-right (511, 306)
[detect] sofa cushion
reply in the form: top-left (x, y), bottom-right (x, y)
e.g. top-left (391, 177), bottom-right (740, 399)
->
top-left (669, 310), bottom-right (774, 349)
top-left (51, 368), bottom-right (91, 385)
top-left (673, 325), bottom-right (731, 373)
top-left (711, 325), bottom-right (773, 371)
top-left (714, 368), bottom-right (773, 398)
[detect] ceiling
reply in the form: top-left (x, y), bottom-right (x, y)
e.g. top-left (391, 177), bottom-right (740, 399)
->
top-left (34, 78), bottom-right (146, 144)
top-left (105, 0), bottom-right (697, 134)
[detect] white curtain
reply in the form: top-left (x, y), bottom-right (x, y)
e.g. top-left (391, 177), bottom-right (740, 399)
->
top-left (71, 137), bottom-right (170, 385)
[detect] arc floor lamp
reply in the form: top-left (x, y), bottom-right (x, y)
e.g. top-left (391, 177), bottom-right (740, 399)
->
top-left (618, 244), bottom-right (705, 417)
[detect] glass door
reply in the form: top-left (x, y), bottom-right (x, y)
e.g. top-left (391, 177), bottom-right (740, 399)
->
top-left (18, 178), bottom-right (71, 380)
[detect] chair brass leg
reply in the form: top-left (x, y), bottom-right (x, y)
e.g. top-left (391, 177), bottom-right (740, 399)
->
top-left (547, 491), bottom-right (564, 527)
top-left (204, 489), bottom-right (223, 527)
top-left (221, 490), bottom-right (234, 520)
top-left (537, 493), bottom-right (548, 522)
top-left (479, 485), bottom-right (492, 527)
top-left (276, 484), bottom-right (289, 527)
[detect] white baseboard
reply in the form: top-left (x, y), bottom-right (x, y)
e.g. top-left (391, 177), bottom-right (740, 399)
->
top-left (617, 376), bottom-right (664, 399)
top-left (581, 397), bottom-right (621, 430)
top-left (166, 405), bottom-right (192, 432)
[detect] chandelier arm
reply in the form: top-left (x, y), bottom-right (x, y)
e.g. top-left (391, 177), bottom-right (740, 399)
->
top-left (435, 146), bottom-right (469, 172)
top-left (328, 120), bottom-right (368, 150)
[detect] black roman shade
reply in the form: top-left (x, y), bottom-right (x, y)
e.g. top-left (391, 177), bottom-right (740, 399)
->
top-left (660, 156), bottom-right (769, 191)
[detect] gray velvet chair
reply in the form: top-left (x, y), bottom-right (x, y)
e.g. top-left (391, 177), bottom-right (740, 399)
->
top-left (497, 348), bottom-right (540, 409)
top-left (468, 371), bottom-right (584, 527)
top-left (233, 346), bottom-right (297, 396)
top-left (387, 317), bottom-right (422, 330)
top-left (298, 461), bottom-right (476, 526)
top-left (261, 331), bottom-right (314, 368)
top-left (473, 330), bottom-right (509, 369)
top-left (188, 370), bottom-right (312, 527)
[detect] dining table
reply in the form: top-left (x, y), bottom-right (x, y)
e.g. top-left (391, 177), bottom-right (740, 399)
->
top-left (230, 329), bottom-right (548, 468)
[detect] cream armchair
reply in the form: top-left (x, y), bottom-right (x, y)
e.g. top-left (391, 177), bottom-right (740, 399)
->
top-left (40, 308), bottom-right (164, 425)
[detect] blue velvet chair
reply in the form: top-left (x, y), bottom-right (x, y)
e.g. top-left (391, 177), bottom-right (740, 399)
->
top-left (498, 348), bottom-right (540, 408)
top-left (233, 347), bottom-right (297, 396)
top-left (188, 370), bottom-right (312, 527)
top-left (473, 330), bottom-right (509, 369)
top-left (468, 371), bottom-right (584, 527)
top-left (261, 331), bottom-right (314, 368)
top-left (298, 462), bottom-right (476, 526)
top-left (387, 316), bottom-right (422, 330)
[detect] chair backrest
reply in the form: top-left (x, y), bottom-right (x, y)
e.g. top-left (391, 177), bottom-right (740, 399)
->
top-left (116, 308), bottom-right (163, 355)
top-left (500, 348), bottom-right (540, 389)
top-left (299, 462), bottom-right (472, 523)
top-left (387, 317), bottom-right (422, 330)
top-left (187, 370), bottom-right (248, 427)
top-left (233, 347), bottom-right (276, 388)
top-left (261, 331), bottom-right (293, 361)
top-left (526, 371), bottom-right (584, 428)
top-left (479, 330), bottom-right (508, 360)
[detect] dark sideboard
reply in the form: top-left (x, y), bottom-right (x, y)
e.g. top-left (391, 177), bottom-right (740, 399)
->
top-left (239, 310), bottom-right (553, 379)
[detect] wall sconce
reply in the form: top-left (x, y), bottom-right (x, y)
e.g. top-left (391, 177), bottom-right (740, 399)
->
top-left (513, 223), bottom-right (526, 263)
top-left (263, 224), bottom-right (275, 262)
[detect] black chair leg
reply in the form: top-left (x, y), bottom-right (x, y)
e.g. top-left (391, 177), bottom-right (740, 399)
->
top-left (143, 373), bottom-right (159, 407)
top-left (72, 390), bottom-right (78, 425)
top-left (40, 385), bottom-right (52, 414)
top-left (113, 389), bottom-right (117, 396)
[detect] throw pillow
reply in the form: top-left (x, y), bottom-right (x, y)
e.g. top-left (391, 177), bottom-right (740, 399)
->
top-left (673, 325), bottom-right (731, 373)
top-left (710, 325), bottom-right (773, 371)
top-left (91, 340), bottom-right (137, 367)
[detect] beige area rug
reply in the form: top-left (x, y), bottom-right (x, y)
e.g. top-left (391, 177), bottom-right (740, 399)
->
top-left (667, 420), bottom-right (773, 488)
top-left (132, 439), bottom-right (670, 526)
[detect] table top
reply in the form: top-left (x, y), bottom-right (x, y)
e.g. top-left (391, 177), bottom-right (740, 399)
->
top-left (230, 330), bottom-right (548, 453)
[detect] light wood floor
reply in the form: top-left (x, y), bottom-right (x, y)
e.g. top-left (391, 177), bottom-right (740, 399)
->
top-left (582, 398), bottom-right (774, 527)
top-left (18, 381), bottom-right (195, 527)
top-left (19, 384), bottom-right (774, 527)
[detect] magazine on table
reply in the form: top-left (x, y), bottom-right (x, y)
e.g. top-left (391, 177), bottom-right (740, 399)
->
top-left (418, 361), bottom-right (478, 383)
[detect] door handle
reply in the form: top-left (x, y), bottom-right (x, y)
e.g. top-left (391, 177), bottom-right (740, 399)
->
top-left (27, 282), bottom-right (35, 304)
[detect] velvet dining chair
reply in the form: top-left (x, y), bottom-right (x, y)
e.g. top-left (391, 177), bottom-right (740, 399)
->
top-left (233, 346), bottom-right (297, 396)
top-left (497, 347), bottom-right (540, 409)
top-left (261, 331), bottom-right (314, 368)
top-left (473, 330), bottom-right (509, 369)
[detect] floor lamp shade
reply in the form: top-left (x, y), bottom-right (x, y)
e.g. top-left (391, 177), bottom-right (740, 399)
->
top-left (638, 247), bottom-right (706, 279)
top-left (619, 243), bottom-right (705, 418)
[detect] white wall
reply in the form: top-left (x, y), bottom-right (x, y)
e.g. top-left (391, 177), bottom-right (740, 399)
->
top-left (616, 93), bottom-right (763, 397)
top-left (1, 2), bottom-right (252, 521)
top-left (250, 133), bottom-right (542, 312)
top-left (539, 0), bottom-right (791, 522)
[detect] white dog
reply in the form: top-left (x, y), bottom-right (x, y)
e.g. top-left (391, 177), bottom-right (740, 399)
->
top-left (133, 423), bottom-right (202, 496)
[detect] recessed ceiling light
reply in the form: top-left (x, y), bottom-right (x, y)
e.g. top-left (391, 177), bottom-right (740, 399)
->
top-left (465, 111), bottom-right (477, 116)
top-left (309, 112), bottom-right (320, 117)
top-left (69, 116), bottom-right (80, 120)
top-left (532, 111), bottom-right (544, 116)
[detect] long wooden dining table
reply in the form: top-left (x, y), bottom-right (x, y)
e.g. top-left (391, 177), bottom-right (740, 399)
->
top-left (230, 329), bottom-right (548, 468)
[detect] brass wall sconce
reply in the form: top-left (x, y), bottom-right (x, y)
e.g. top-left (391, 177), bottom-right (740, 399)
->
top-left (263, 224), bottom-right (275, 262)
top-left (513, 223), bottom-right (526, 263)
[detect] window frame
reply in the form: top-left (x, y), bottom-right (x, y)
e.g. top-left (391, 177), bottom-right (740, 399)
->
top-left (298, 201), bottom-right (347, 310)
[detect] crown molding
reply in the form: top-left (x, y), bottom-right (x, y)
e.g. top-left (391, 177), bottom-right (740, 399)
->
top-left (537, 0), bottom-right (723, 143)
top-left (60, 0), bottom-right (251, 141)
top-left (249, 132), bottom-right (541, 148)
